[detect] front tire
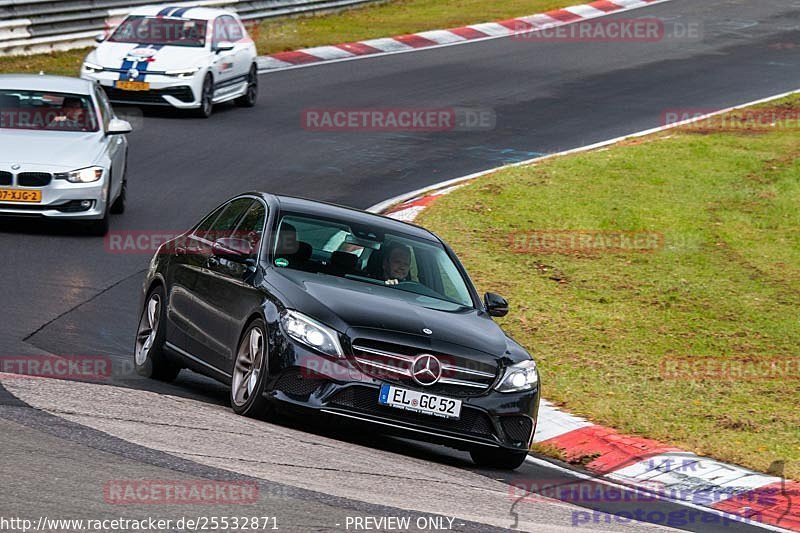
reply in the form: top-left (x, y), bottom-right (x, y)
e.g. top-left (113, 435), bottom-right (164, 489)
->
top-left (235, 65), bottom-right (258, 108)
top-left (134, 285), bottom-right (181, 382)
top-left (194, 74), bottom-right (214, 118)
top-left (470, 448), bottom-right (528, 470)
top-left (230, 319), bottom-right (272, 418)
top-left (110, 157), bottom-right (127, 215)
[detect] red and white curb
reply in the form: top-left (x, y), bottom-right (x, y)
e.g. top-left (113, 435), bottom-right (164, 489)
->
top-left (257, 0), bottom-right (671, 72)
top-left (369, 91), bottom-right (800, 532)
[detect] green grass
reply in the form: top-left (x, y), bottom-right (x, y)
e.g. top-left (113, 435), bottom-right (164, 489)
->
top-left (416, 96), bottom-right (800, 480)
top-left (0, 0), bottom-right (573, 76)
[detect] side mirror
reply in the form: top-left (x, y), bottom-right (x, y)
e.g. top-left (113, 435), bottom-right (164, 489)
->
top-left (107, 118), bottom-right (132, 135)
top-left (484, 292), bottom-right (509, 317)
top-left (94, 33), bottom-right (106, 43)
top-left (212, 237), bottom-right (255, 263)
top-left (215, 41), bottom-right (235, 53)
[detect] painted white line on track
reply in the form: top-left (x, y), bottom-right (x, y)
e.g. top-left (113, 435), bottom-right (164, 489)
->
top-left (368, 88), bottom-right (800, 214)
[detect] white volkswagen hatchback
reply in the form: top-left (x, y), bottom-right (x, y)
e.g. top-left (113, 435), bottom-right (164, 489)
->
top-left (0, 75), bottom-right (131, 235)
top-left (81, 5), bottom-right (258, 117)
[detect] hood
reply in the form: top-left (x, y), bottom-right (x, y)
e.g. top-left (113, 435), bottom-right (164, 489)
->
top-left (268, 269), bottom-right (512, 358)
top-left (0, 130), bottom-right (105, 169)
top-left (90, 42), bottom-right (209, 72)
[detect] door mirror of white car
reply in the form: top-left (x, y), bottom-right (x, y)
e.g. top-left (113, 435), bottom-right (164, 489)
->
top-left (94, 33), bottom-right (106, 43)
top-left (215, 41), bottom-right (235, 53)
top-left (107, 118), bottom-right (133, 135)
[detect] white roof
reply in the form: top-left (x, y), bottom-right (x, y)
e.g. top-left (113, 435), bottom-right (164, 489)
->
top-left (127, 4), bottom-right (234, 21)
top-left (0, 74), bottom-right (94, 95)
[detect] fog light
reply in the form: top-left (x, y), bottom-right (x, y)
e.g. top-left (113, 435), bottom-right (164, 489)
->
top-left (80, 200), bottom-right (92, 209)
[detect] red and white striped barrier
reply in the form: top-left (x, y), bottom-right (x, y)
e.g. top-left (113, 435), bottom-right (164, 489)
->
top-left (259, 0), bottom-right (671, 71)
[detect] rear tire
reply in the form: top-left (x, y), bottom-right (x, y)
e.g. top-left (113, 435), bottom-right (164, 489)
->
top-left (230, 319), bottom-right (272, 418)
top-left (470, 448), bottom-right (528, 470)
top-left (235, 65), bottom-right (258, 107)
top-left (194, 74), bottom-right (214, 118)
top-left (134, 285), bottom-right (181, 382)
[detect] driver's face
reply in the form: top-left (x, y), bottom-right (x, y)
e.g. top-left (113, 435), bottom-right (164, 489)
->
top-left (278, 229), bottom-right (298, 255)
top-left (385, 248), bottom-right (411, 280)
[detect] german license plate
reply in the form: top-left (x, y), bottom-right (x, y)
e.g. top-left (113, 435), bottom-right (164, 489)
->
top-left (379, 383), bottom-right (462, 419)
top-left (115, 80), bottom-right (150, 91)
top-left (0, 189), bottom-right (42, 203)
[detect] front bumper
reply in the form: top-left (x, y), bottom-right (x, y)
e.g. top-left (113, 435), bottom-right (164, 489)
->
top-left (266, 343), bottom-right (540, 452)
top-left (0, 177), bottom-right (108, 220)
top-left (81, 69), bottom-right (201, 108)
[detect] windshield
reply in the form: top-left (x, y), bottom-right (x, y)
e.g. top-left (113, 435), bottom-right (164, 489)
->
top-left (109, 16), bottom-right (207, 47)
top-left (272, 213), bottom-right (475, 309)
top-left (0, 90), bottom-right (98, 132)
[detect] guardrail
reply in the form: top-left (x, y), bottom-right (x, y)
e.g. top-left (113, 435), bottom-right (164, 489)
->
top-left (0, 0), bottom-right (385, 56)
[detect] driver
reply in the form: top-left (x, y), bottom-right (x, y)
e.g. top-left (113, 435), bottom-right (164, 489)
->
top-left (276, 223), bottom-right (299, 256)
top-left (382, 243), bottom-right (412, 285)
top-left (49, 97), bottom-right (86, 130)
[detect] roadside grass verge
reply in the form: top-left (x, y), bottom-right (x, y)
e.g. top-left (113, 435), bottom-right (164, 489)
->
top-left (416, 96), bottom-right (800, 479)
top-left (0, 0), bottom-right (573, 76)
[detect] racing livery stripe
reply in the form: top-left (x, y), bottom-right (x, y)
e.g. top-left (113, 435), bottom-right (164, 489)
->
top-left (156, 6), bottom-right (177, 16)
top-left (171, 7), bottom-right (193, 17)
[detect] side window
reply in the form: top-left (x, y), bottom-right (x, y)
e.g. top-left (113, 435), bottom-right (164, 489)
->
top-left (221, 16), bottom-right (243, 42)
top-left (208, 198), bottom-right (254, 241)
top-left (194, 199), bottom-right (253, 241)
top-left (233, 201), bottom-right (267, 258)
top-left (94, 86), bottom-right (112, 130)
top-left (192, 204), bottom-right (227, 241)
top-left (211, 17), bottom-right (224, 49)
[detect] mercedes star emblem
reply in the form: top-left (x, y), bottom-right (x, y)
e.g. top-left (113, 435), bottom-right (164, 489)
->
top-left (411, 354), bottom-right (442, 386)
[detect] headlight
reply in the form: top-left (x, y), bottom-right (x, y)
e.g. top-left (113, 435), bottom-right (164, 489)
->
top-left (54, 166), bottom-right (104, 183)
top-left (83, 62), bottom-right (104, 73)
top-left (165, 67), bottom-right (201, 78)
top-left (495, 359), bottom-right (539, 393)
top-left (280, 310), bottom-right (344, 358)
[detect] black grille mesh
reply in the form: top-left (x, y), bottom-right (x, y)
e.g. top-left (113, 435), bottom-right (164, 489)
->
top-left (500, 416), bottom-right (533, 444)
top-left (0, 171), bottom-right (11, 185)
top-left (17, 172), bottom-right (51, 187)
top-left (329, 386), bottom-right (495, 438)
top-left (273, 371), bottom-right (324, 397)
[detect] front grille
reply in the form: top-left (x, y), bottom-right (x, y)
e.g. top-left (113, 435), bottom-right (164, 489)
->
top-left (17, 172), bottom-right (51, 187)
top-left (500, 416), bottom-right (533, 445)
top-left (329, 386), bottom-right (495, 438)
top-left (104, 86), bottom-right (195, 104)
top-left (351, 339), bottom-right (498, 397)
top-left (273, 370), bottom-right (325, 397)
top-left (0, 171), bottom-right (11, 185)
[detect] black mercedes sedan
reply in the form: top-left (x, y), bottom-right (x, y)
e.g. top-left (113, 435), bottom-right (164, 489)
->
top-left (134, 193), bottom-right (540, 469)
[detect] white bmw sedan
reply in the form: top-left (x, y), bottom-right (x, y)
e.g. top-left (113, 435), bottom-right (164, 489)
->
top-left (0, 75), bottom-right (131, 235)
top-left (81, 6), bottom-right (258, 118)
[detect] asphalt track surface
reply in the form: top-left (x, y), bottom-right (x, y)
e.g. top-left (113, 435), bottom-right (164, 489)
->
top-left (1, 0), bottom-right (799, 530)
